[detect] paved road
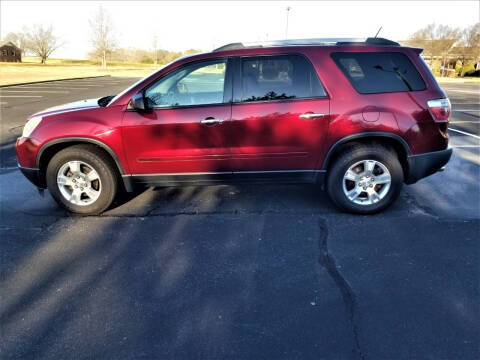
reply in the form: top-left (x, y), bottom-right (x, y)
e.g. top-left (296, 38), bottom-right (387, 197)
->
top-left (0, 78), bottom-right (479, 359)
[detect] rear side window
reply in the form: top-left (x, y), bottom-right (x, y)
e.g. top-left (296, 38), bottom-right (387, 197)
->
top-left (241, 54), bottom-right (326, 102)
top-left (331, 52), bottom-right (426, 94)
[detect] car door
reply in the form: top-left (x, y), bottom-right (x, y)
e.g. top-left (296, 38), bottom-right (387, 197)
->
top-left (230, 54), bottom-right (330, 177)
top-left (122, 58), bottom-right (232, 175)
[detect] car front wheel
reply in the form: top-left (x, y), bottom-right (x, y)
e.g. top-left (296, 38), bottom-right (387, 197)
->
top-left (46, 144), bottom-right (118, 215)
top-left (327, 143), bottom-right (403, 214)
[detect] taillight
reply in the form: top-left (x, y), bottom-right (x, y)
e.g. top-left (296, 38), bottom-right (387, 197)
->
top-left (427, 98), bottom-right (451, 121)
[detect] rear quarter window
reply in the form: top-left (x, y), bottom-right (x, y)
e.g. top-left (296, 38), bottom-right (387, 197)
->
top-left (331, 52), bottom-right (426, 94)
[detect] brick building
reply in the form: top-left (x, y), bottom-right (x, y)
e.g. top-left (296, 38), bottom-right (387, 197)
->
top-left (0, 41), bottom-right (22, 62)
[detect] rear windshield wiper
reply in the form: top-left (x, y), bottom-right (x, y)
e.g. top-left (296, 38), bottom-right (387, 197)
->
top-left (373, 65), bottom-right (413, 91)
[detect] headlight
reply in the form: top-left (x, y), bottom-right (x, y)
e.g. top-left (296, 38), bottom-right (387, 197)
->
top-left (22, 116), bottom-right (42, 137)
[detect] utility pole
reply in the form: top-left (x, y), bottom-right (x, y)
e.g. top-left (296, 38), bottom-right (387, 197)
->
top-left (285, 6), bottom-right (291, 39)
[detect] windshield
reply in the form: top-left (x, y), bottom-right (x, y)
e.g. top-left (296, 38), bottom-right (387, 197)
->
top-left (106, 64), bottom-right (172, 106)
top-left (106, 73), bottom-right (155, 106)
top-left (106, 57), bottom-right (195, 106)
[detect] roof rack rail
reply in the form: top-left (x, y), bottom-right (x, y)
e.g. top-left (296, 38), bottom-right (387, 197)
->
top-left (213, 37), bottom-right (400, 52)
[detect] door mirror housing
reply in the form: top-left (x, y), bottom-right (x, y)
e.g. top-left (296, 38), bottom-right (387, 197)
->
top-left (130, 92), bottom-right (151, 112)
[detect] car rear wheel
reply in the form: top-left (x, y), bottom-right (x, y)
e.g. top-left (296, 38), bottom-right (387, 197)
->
top-left (46, 144), bottom-right (117, 215)
top-left (327, 144), bottom-right (403, 214)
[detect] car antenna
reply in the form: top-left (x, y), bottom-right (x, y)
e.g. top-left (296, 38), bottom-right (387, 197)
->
top-left (374, 26), bottom-right (382, 38)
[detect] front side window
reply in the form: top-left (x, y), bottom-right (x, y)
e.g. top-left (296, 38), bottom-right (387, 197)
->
top-left (332, 52), bottom-right (426, 94)
top-left (145, 59), bottom-right (226, 108)
top-left (240, 54), bottom-right (326, 102)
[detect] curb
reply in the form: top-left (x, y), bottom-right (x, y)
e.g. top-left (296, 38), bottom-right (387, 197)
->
top-left (0, 75), bottom-right (112, 88)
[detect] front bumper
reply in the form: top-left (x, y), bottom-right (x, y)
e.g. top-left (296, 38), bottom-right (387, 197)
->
top-left (405, 147), bottom-right (453, 184)
top-left (16, 136), bottom-right (45, 188)
top-left (18, 165), bottom-right (46, 188)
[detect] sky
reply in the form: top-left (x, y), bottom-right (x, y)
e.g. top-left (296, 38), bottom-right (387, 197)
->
top-left (1, 1), bottom-right (479, 59)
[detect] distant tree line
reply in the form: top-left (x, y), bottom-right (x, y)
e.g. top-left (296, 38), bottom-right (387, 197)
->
top-left (99, 47), bottom-right (202, 65)
top-left (6, 7), bottom-right (476, 76)
top-left (405, 23), bottom-right (480, 77)
top-left (1, 6), bottom-right (200, 66)
top-left (87, 6), bottom-right (201, 67)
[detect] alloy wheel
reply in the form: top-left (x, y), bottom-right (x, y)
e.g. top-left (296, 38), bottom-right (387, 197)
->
top-left (342, 159), bottom-right (391, 206)
top-left (57, 160), bottom-right (102, 206)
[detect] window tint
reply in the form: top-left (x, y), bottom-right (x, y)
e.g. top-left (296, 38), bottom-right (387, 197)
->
top-left (145, 60), bottom-right (226, 107)
top-left (241, 55), bottom-right (326, 102)
top-left (332, 52), bottom-right (426, 94)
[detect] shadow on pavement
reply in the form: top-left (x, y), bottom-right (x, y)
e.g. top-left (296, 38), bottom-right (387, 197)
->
top-left (0, 187), bottom-right (356, 359)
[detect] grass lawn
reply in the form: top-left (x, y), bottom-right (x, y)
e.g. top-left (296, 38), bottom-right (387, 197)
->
top-left (0, 57), bottom-right (159, 85)
top-left (435, 77), bottom-right (480, 83)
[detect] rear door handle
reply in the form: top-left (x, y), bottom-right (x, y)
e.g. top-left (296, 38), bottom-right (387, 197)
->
top-left (299, 113), bottom-right (325, 119)
top-left (201, 117), bottom-right (225, 125)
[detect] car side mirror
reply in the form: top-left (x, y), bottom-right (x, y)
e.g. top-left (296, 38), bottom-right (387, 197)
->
top-left (130, 92), bottom-right (151, 112)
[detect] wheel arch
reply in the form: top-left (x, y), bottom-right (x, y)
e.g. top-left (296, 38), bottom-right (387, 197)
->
top-left (37, 137), bottom-right (126, 176)
top-left (322, 132), bottom-right (411, 178)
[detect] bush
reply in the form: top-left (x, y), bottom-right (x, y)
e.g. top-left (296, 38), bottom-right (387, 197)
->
top-left (140, 56), bottom-right (153, 64)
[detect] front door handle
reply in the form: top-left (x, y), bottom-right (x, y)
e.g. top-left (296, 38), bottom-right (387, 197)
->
top-left (299, 113), bottom-right (325, 119)
top-left (201, 117), bottom-right (225, 125)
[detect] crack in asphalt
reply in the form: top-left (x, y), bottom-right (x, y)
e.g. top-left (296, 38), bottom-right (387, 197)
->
top-left (35, 216), bottom-right (65, 236)
top-left (402, 191), bottom-right (439, 219)
top-left (317, 218), bottom-right (365, 360)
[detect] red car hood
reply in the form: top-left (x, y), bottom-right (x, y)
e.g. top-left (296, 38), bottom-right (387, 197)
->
top-left (31, 98), bottom-right (100, 118)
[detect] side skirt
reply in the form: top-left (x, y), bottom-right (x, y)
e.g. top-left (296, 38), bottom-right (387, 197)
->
top-left (121, 170), bottom-right (326, 191)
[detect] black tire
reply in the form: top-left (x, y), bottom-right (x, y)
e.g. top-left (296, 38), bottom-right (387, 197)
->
top-left (326, 143), bottom-right (403, 214)
top-left (46, 144), bottom-right (118, 215)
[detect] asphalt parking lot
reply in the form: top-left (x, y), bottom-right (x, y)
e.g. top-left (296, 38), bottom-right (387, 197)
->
top-left (0, 77), bottom-right (479, 359)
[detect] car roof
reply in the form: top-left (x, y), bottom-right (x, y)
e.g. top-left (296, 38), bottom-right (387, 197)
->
top-left (181, 37), bottom-right (418, 60)
top-left (212, 37), bottom-right (400, 52)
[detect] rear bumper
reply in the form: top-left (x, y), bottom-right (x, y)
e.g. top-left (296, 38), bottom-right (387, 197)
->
top-left (18, 165), bottom-right (46, 188)
top-left (405, 147), bottom-right (452, 184)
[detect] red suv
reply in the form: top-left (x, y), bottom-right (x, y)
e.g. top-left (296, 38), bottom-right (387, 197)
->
top-left (16, 38), bottom-right (452, 215)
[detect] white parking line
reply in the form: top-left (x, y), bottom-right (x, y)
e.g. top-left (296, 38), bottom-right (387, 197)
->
top-left (448, 127), bottom-right (480, 139)
top-left (452, 109), bottom-right (480, 112)
top-left (450, 103), bottom-right (480, 105)
top-left (59, 84), bottom-right (103, 87)
top-left (57, 81), bottom-right (105, 84)
top-left (17, 83), bottom-right (103, 87)
top-left (445, 89), bottom-right (480, 95)
top-left (450, 121), bottom-right (480, 124)
top-left (63, 82), bottom-right (119, 85)
top-left (11, 86), bottom-right (90, 90)
top-left (0, 95), bottom-right (43, 98)
top-left (451, 145), bottom-right (480, 148)
top-left (1, 90), bottom-right (69, 93)
top-left (76, 81), bottom-right (120, 84)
